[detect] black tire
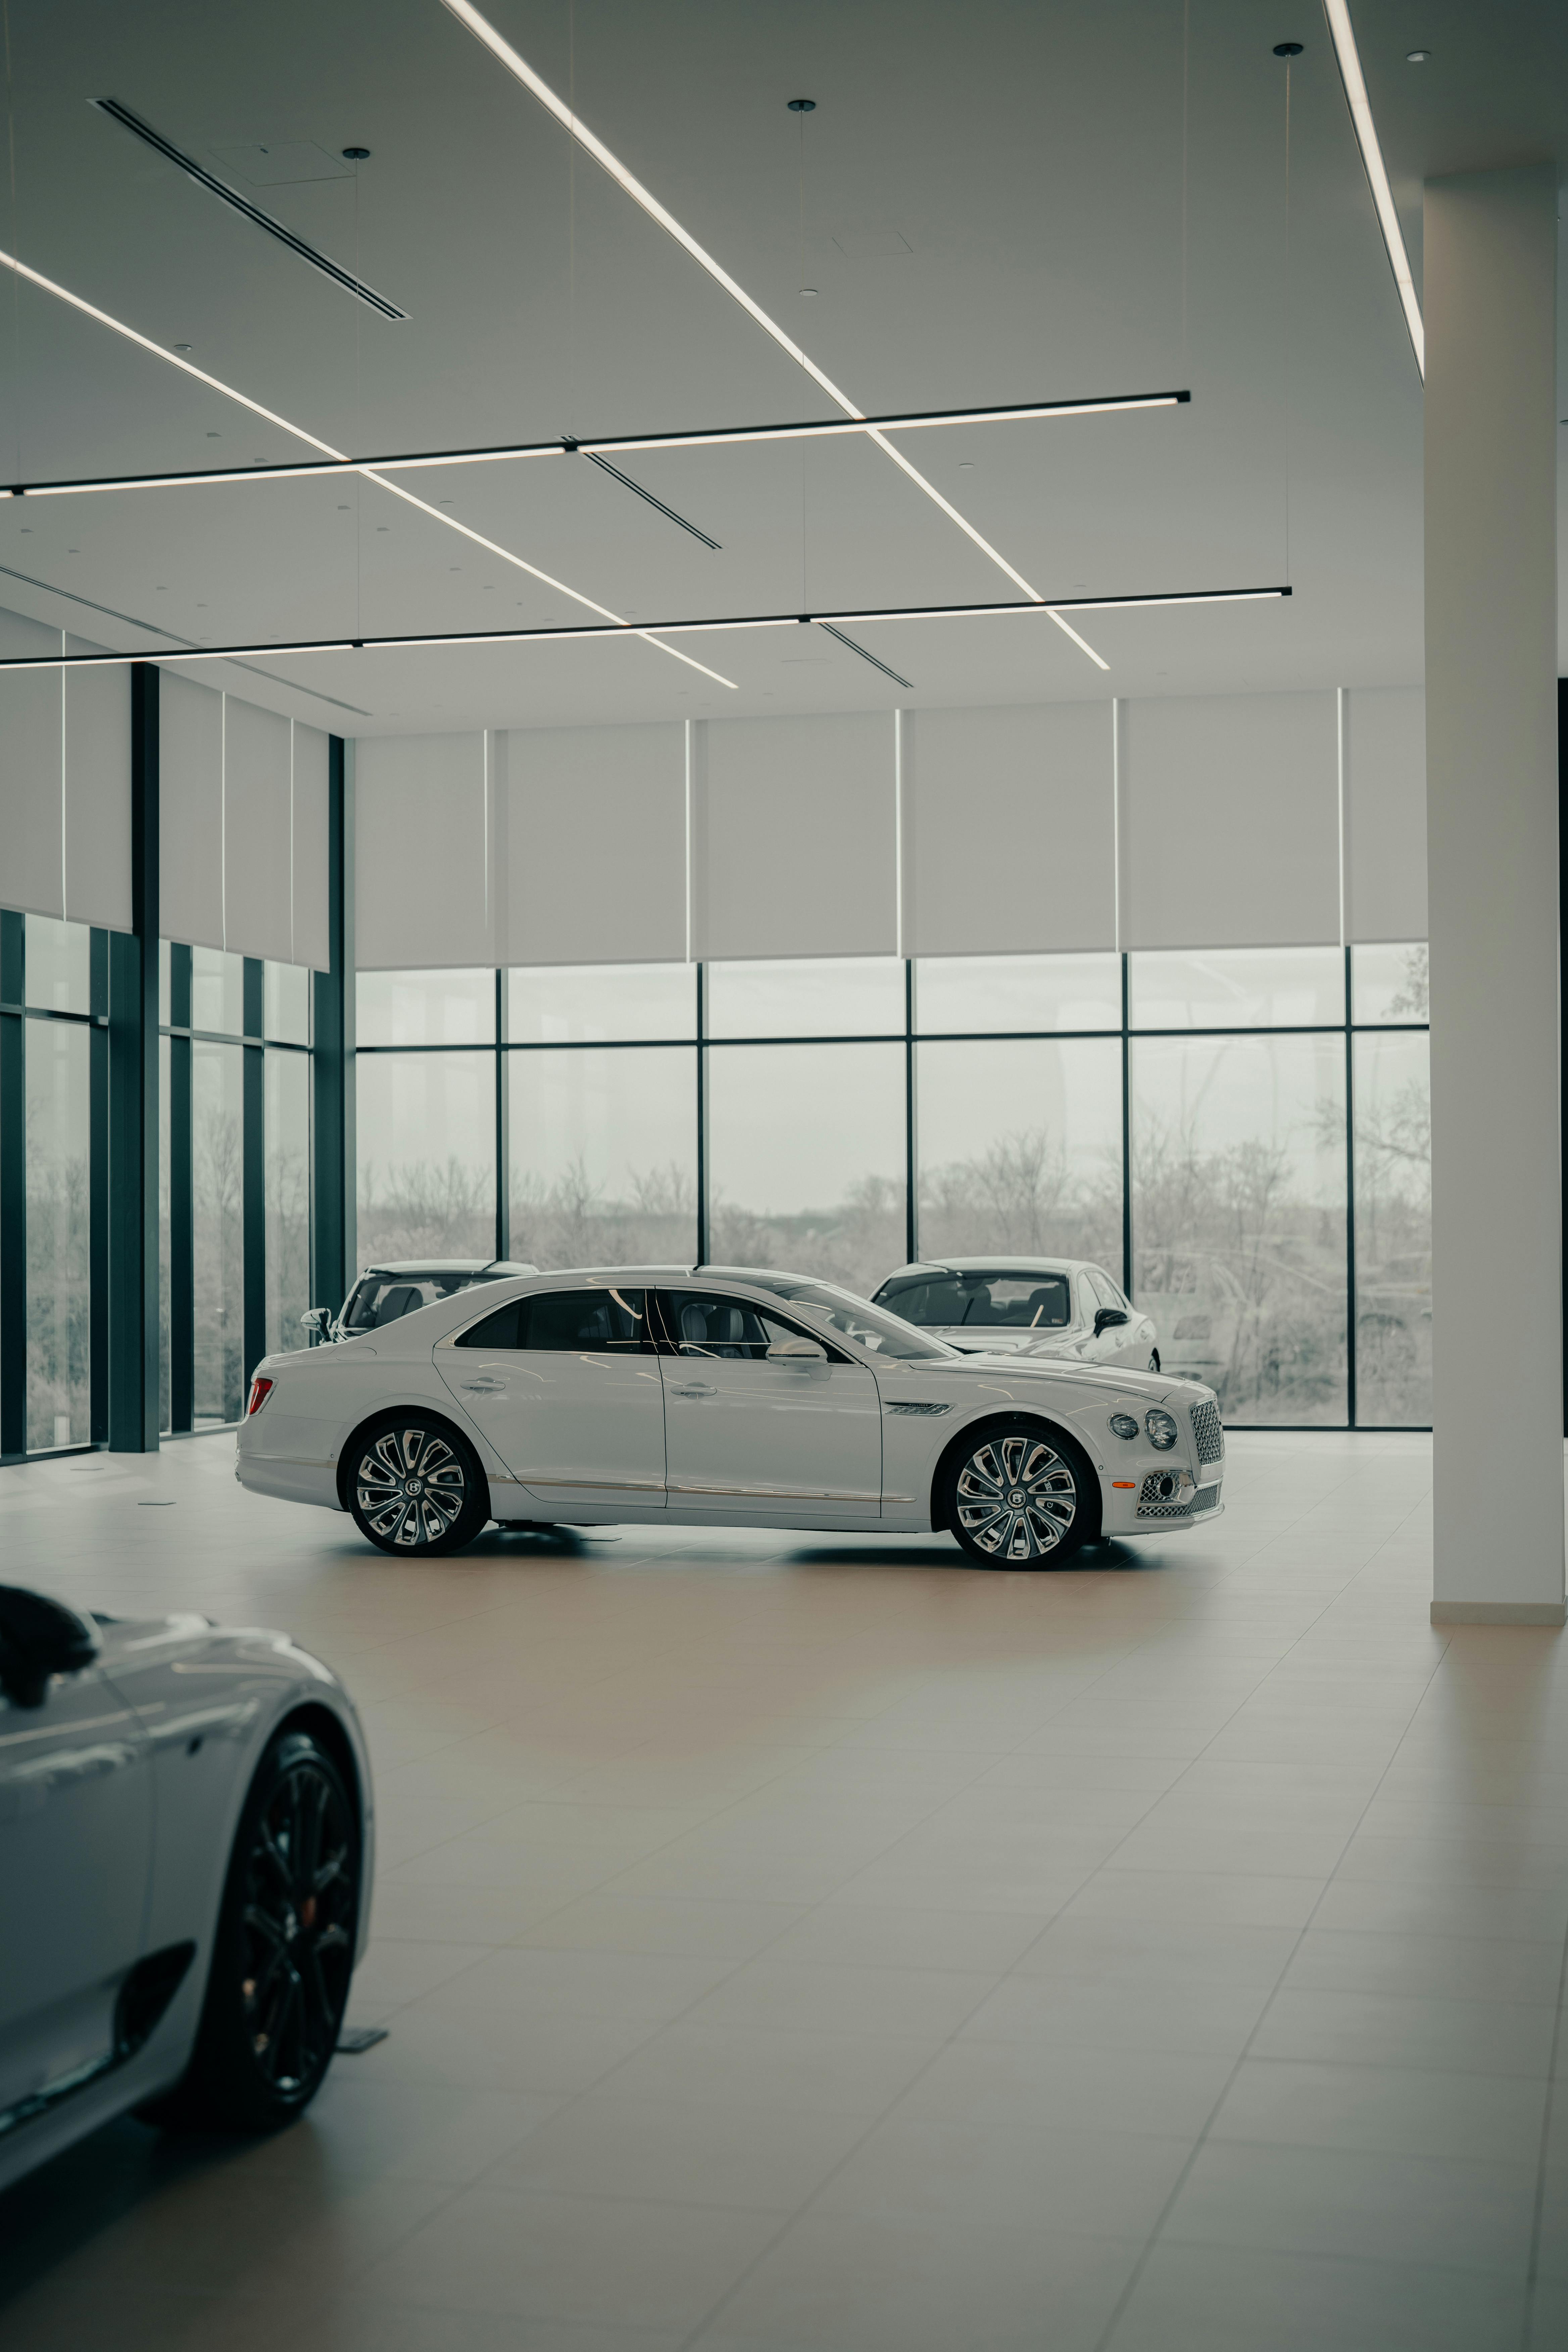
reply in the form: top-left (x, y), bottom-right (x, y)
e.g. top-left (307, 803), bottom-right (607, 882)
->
top-left (346, 1411), bottom-right (490, 1556)
top-left (175, 1728), bottom-right (361, 2131)
top-left (940, 1416), bottom-right (1097, 1568)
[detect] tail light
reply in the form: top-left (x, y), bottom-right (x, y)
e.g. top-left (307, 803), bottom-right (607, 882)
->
top-left (246, 1376), bottom-right (275, 1416)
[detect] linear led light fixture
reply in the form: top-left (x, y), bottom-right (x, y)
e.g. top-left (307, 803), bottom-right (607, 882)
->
top-left (0, 241), bottom-right (736, 691)
top-left (93, 99), bottom-right (408, 321)
top-left (2, 392), bottom-right (1189, 500)
top-left (435, 0), bottom-right (1115, 666)
top-left (1320, 0), bottom-right (1424, 375)
top-left (0, 586), bottom-right (1292, 671)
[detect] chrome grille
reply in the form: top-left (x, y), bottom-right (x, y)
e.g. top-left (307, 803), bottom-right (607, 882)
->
top-left (1138, 1470), bottom-right (1193, 1519)
top-left (1190, 1399), bottom-right (1224, 1464)
top-left (1192, 1484), bottom-right (1220, 1513)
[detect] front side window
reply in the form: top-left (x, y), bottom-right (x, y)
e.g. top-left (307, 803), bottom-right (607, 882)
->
top-left (877, 1270), bottom-right (1071, 1332)
top-left (457, 1286), bottom-right (650, 1352)
top-left (659, 1290), bottom-right (838, 1363)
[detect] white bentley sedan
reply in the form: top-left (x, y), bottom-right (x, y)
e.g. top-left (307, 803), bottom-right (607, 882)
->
top-left (0, 1583), bottom-right (373, 2192)
top-left (237, 1266), bottom-right (1223, 1567)
top-left (872, 1258), bottom-right (1161, 1372)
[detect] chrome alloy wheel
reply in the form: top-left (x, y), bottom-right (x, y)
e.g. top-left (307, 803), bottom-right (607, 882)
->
top-left (355, 1426), bottom-right (467, 1548)
top-left (954, 1432), bottom-right (1078, 1561)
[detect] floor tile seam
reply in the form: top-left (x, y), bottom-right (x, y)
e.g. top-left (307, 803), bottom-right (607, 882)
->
top-left (1521, 1890), bottom-right (1568, 2344)
top-left (1088, 1629), bottom-right (1455, 2352)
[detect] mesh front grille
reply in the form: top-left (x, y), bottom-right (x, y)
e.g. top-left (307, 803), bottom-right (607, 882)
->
top-left (1190, 1399), bottom-right (1224, 1464)
top-left (1138, 1471), bottom-right (1192, 1518)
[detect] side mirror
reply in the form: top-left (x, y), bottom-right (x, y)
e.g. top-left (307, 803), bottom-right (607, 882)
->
top-left (1093, 1308), bottom-right (1130, 1336)
top-left (0, 1586), bottom-right (101, 1709)
top-left (767, 1336), bottom-right (827, 1362)
top-left (299, 1306), bottom-right (333, 1344)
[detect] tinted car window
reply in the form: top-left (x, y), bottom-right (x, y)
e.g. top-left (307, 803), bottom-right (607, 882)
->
top-left (457, 1287), bottom-right (650, 1351)
top-left (659, 1290), bottom-right (842, 1364)
top-left (877, 1272), bottom-right (1071, 1330)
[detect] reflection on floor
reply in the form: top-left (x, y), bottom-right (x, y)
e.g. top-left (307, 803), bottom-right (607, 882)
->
top-left (0, 1429), bottom-right (1563, 2351)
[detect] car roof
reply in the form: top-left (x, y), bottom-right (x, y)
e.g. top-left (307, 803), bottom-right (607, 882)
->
top-left (357, 1259), bottom-right (537, 1277)
top-left (878, 1257), bottom-right (1091, 1279)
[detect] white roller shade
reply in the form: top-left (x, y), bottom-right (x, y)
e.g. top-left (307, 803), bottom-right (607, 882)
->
top-left (355, 731), bottom-right (491, 969)
top-left (0, 608), bottom-right (64, 920)
top-left (1344, 686), bottom-right (1427, 942)
top-left (62, 658), bottom-right (131, 931)
top-left (159, 671), bottom-right (224, 950)
top-left (222, 695), bottom-right (293, 964)
top-left (291, 724), bottom-right (331, 971)
top-left (902, 702), bottom-right (1116, 957)
top-left (694, 711), bottom-right (896, 961)
top-left (1119, 690), bottom-right (1340, 949)
top-left (506, 721), bottom-right (685, 966)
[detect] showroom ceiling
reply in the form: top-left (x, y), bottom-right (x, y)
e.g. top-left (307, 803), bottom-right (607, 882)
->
top-left (0, 0), bottom-right (1561, 735)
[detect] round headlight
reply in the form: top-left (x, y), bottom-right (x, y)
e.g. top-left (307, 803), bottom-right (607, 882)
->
top-left (1108, 1413), bottom-right (1139, 1440)
top-left (1145, 1408), bottom-right (1178, 1451)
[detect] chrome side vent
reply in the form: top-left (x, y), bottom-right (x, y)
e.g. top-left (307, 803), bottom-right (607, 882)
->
top-left (93, 99), bottom-right (408, 321)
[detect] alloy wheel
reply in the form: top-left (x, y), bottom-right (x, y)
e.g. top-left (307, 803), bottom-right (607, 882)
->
top-left (238, 1756), bottom-right (356, 2097)
top-left (355, 1426), bottom-right (467, 1548)
top-left (955, 1432), bottom-right (1077, 1561)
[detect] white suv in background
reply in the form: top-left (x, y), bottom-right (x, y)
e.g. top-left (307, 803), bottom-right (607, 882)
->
top-left (873, 1257), bottom-right (1160, 1372)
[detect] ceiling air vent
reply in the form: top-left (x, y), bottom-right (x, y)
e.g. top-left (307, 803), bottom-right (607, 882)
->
top-left (93, 98), bottom-right (408, 321)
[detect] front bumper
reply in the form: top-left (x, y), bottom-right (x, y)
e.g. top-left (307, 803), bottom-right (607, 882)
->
top-left (1101, 1460), bottom-right (1224, 1533)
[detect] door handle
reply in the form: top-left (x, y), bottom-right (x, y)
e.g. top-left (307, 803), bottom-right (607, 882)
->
top-left (460, 1378), bottom-right (506, 1394)
top-left (670, 1381), bottom-right (716, 1398)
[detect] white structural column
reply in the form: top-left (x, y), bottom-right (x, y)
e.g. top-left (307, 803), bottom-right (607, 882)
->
top-left (1426, 165), bottom-right (1562, 1624)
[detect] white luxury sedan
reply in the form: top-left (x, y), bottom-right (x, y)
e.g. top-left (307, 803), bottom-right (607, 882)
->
top-left (872, 1257), bottom-right (1160, 1371)
top-left (237, 1265), bottom-right (1222, 1567)
top-left (0, 1584), bottom-right (373, 2193)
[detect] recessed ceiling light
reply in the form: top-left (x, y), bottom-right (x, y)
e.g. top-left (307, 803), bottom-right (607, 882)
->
top-left (799, 287), bottom-right (818, 297)
top-left (1406, 48), bottom-right (1430, 62)
top-left (173, 342), bottom-right (193, 352)
top-left (206, 430), bottom-right (220, 438)
top-left (958, 461), bottom-right (973, 470)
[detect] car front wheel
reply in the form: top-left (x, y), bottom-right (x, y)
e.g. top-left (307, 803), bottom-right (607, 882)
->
top-left (347, 1413), bottom-right (489, 1556)
top-left (942, 1419), bottom-right (1094, 1567)
top-left (165, 1727), bottom-right (361, 2131)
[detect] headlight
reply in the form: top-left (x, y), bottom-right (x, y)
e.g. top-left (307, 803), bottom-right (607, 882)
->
top-left (1108, 1413), bottom-right (1139, 1440)
top-left (1145, 1409), bottom-right (1178, 1450)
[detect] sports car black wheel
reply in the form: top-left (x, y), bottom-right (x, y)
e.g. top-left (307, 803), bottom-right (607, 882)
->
top-left (942, 1419), bottom-right (1095, 1567)
top-left (347, 1413), bottom-right (489, 1556)
top-left (176, 1728), bottom-right (361, 2130)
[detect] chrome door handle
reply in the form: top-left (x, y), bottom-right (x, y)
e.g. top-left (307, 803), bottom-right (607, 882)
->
top-left (460, 1378), bottom-right (506, 1393)
top-left (670, 1381), bottom-right (716, 1398)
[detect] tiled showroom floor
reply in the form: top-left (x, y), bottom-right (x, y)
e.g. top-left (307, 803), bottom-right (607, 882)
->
top-left (1, 1429), bottom-right (1565, 2351)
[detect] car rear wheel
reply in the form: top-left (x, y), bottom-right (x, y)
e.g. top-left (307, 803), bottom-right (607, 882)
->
top-left (942, 1419), bottom-right (1094, 1567)
top-left (347, 1413), bottom-right (489, 1556)
top-left (164, 1728), bottom-right (361, 2131)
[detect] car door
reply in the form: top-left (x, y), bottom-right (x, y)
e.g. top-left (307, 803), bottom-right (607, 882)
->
top-left (437, 1284), bottom-right (667, 1511)
top-left (656, 1288), bottom-right (882, 1515)
top-left (0, 1633), bottom-right (153, 2119)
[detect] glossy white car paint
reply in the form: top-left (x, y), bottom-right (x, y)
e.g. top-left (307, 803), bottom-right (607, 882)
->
top-left (874, 1257), bottom-right (1160, 1370)
top-left (0, 1601), bottom-right (373, 2194)
top-left (236, 1266), bottom-right (1222, 1546)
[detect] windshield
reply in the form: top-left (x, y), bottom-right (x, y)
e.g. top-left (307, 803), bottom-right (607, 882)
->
top-left (876, 1270), bottom-right (1073, 1331)
top-left (720, 1271), bottom-right (957, 1360)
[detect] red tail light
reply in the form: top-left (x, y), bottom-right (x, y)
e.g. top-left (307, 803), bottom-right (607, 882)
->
top-left (246, 1376), bottom-right (275, 1417)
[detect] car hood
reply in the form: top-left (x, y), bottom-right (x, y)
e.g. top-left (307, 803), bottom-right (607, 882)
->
top-left (883, 1356), bottom-right (1196, 1407)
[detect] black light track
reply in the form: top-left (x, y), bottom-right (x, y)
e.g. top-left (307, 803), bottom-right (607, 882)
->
top-left (0, 585), bottom-right (1294, 672)
top-left (93, 98), bottom-right (408, 321)
top-left (818, 624), bottom-right (913, 689)
top-left (580, 451), bottom-right (720, 549)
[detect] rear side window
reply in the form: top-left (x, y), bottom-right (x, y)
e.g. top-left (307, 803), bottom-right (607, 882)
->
top-left (344, 1271), bottom-right (476, 1329)
top-left (879, 1272), bottom-right (1071, 1330)
top-left (456, 1287), bottom-right (650, 1352)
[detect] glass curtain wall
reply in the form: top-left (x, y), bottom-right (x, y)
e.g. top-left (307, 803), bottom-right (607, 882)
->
top-left (160, 943), bottom-right (314, 1434)
top-left (354, 942), bottom-right (1431, 1428)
